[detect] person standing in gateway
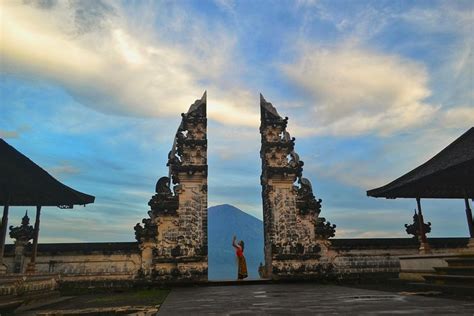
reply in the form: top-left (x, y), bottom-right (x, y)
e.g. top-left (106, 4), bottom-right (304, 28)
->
top-left (232, 235), bottom-right (248, 280)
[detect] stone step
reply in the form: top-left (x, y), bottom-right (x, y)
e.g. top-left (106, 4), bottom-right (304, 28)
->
top-left (434, 266), bottom-right (474, 275)
top-left (201, 279), bottom-right (274, 287)
top-left (0, 296), bottom-right (23, 311)
top-left (407, 282), bottom-right (474, 296)
top-left (14, 295), bottom-right (74, 314)
top-left (445, 257), bottom-right (474, 267)
top-left (0, 290), bottom-right (60, 314)
top-left (423, 274), bottom-right (474, 285)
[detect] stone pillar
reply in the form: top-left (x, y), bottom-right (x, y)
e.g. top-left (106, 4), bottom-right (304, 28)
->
top-left (139, 241), bottom-right (155, 276)
top-left (259, 95), bottom-right (335, 280)
top-left (0, 204), bottom-right (10, 274)
top-left (135, 93), bottom-right (208, 282)
top-left (416, 198), bottom-right (431, 255)
top-left (26, 205), bottom-right (41, 274)
top-left (13, 240), bottom-right (27, 273)
top-left (465, 198), bottom-right (474, 251)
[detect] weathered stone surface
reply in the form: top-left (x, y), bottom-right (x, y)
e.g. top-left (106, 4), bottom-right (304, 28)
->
top-left (259, 94), bottom-right (336, 279)
top-left (9, 211), bottom-right (35, 273)
top-left (134, 93), bottom-right (208, 281)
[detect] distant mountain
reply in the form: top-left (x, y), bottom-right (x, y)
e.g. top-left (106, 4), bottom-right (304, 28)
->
top-left (208, 204), bottom-right (264, 280)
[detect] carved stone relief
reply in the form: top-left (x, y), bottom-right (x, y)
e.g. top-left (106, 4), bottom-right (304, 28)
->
top-left (260, 94), bottom-right (336, 279)
top-left (135, 93), bottom-right (208, 281)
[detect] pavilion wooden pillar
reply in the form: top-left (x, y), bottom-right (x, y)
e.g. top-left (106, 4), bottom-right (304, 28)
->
top-left (26, 205), bottom-right (41, 274)
top-left (465, 198), bottom-right (474, 249)
top-left (0, 203), bottom-right (10, 273)
top-left (416, 198), bottom-right (431, 254)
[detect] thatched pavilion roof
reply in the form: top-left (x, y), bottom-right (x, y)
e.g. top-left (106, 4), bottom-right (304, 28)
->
top-left (367, 128), bottom-right (474, 199)
top-left (0, 139), bottom-right (95, 207)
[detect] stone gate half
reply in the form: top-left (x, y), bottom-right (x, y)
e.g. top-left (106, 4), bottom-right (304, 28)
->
top-left (260, 94), bottom-right (336, 280)
top-left (135, 92), bottom-right (208, 282)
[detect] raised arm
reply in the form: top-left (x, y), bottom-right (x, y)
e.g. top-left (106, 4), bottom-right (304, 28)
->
top-left (232, 235), bottom-right (238, 249)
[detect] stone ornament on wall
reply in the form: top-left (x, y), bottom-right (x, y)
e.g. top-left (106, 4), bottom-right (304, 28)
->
top-left (9, 211), bottom-right (35, 273)
top-left (405, 210), bottom-right (431, 240)
top-left (135, 92), bottom-right (208, 281)
top-left (259, 94), bottom-right (336, 279)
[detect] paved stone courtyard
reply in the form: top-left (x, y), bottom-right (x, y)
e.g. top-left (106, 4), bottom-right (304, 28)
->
top-left (159, 283), bottom-right (474, 315)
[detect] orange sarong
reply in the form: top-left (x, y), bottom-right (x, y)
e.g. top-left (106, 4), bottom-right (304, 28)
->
top-left (238, 255), bottom-right (248, 279)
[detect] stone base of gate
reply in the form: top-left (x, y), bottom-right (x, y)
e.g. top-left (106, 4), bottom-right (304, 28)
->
top-left (270, 259), bottom-right (336, 280)
top-left (148, 259), bottom-right (208, 282)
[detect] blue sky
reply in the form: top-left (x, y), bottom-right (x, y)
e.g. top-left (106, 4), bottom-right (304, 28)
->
top-left (1, 0), bottom-right (473, 242)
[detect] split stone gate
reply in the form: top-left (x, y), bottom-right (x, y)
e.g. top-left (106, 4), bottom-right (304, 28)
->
top-left (134, 93), bottom-right (336, 281)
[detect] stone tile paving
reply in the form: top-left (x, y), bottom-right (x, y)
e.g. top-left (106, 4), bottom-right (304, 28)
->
top-left (158, 284), bottom-right (474, 315)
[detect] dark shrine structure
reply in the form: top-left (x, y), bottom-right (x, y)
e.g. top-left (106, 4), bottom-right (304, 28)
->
top-left (259, 95), bottom-right (336, 279)
top-left (135, 92), bottom-right (208, 281)
top-left (0, 139), bottom-right (95, 274)
top-left (367, 127), bottom-right (474, 253)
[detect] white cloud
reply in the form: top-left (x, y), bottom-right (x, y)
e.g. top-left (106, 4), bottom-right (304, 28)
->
top-left (280, 2), bottom-right (472, 139)
top-left (0, 126), bottom-right (30, 139)
top-left (400, 3), bottom-right (474, 35)
top-left (308, 160), bottom-right (393, 190)
top-left (0, 129), bottom-right (19, 139)
top-left (441, 107), bottom-right (474, 129)
top-left (0, 1), bottom-right (258, 126)
top-left (214, 0), bottom-right (236, 14)
top-left (295, 0), bottom-right (319, 8)
top-left (281, 42), bottom-right (439, 136)
top-left (48, 161), bottom-right (81, 179)
top-left (304, 126), bottom-right (469, 195)
top-left (399, 4), bottom-right (473, 119)
top-left (335, 228), bottom-right (406, 238)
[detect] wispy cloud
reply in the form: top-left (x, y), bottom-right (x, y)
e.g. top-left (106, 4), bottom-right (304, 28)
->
top-left (442, 108), bottom-right (474, 128)
top-left (0, 126), bottom-right (30, 139)
top-left (281, 42), bottom-right (438, 136)
top-left (0, 129), bottom-right (20, 139)
top-left (400, 3), bottom-right (473, 35)
top-left (398, 4), bottom-right (474, 128)
top-left (308, 160), bottom-right (393, 190)
top-left (214, 0), bottom-right (236, 14)
top-left (0, 1), bottom-right (257, 126)
top-left (48, 161), bottom-right (81, 179)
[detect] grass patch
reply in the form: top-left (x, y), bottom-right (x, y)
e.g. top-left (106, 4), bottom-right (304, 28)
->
top-left (90, 288), bottom-right (171, 305)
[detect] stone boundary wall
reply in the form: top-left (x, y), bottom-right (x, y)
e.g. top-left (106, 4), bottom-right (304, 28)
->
top-left (2, 242), bottom-right (140, 277)
top-left (1, 238), bottom-right (469, 281)
top-left (0, 275), bottom-right (58, 296)
top-left (331, 238), bottom-right (469, 279)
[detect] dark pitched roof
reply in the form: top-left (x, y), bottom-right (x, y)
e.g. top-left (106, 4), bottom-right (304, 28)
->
top-left (367, 127), bottom-right (474, 199)
top-left (0, 139), bottom-right (95, 207)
